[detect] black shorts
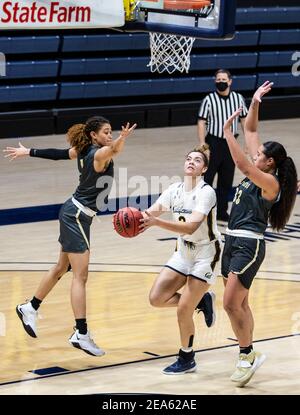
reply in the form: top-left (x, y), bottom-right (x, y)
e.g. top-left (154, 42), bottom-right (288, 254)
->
top-left (58, 198), bottom-right (93, 253)
top-left (221, 235), bottom-right (265, 289)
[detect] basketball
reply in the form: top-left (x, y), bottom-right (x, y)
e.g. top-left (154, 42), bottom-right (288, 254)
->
top-left (113, 207), bottom-right (143, 238)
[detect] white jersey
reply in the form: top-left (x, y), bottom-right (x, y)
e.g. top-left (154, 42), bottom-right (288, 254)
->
top-left (157, 180), bottom-right (221, 245)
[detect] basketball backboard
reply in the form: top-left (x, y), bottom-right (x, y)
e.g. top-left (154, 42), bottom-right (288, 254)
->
top-left (123, 0), bottom-right (236, 39)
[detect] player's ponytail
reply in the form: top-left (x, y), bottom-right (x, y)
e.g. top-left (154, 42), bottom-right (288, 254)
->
top-left (67, 124), bottom-right (90, 154)
top-left (263, 141), bottom-right (297, 231)
top-left (67, 116), bottom-right (110, 154)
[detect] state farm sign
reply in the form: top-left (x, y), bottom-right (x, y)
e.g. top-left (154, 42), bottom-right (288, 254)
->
top-left (0, 0), bottom-right (125, 28)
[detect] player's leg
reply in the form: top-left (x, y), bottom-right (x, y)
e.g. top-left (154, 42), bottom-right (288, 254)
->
top-left (16, 248), bottom-right (70, 338)
top-left (242, 291), bottom-right (254, 345)
top-left (195, 240), bottom-right (221, 327)
top-left (223, 236), bottom-right (266, 386)
top-left (178, 276), bottom-right (209, 347)
top-left (163, 277), bottom-right (208, 375)
top-left (149, 266), bottom-right (186, 308)
top-left (68, 250), bottom-right (89, 319)
top-left (223, 273), bottom-right (250, 346)
top-left (35, 249), bottom-right (70, 299)
top-left (223, 273), bottom-right (265, 386)
top-left (67, 250), bottom-right (104, 357)
top-left (222, 234), bottom-right (252, 342)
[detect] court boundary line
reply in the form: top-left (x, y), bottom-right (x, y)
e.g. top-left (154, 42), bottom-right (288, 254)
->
top-left (1, 262), bottom-right (300, 275)
top-left (0, 332), bottom-right (299, 388)
top-left (1, 268), bottom-right (299, 282)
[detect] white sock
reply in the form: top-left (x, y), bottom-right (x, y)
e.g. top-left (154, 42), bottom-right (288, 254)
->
top-left (181, 347), bottom-right (193, 353)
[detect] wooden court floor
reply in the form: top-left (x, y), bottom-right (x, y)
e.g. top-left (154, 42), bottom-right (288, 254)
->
top-left (0, 269), bottom-right (299, 394)
top-left (0, 120), bottom-right (299, 394)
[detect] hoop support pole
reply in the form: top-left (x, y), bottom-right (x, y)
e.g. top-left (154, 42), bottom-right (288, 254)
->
top-left (124, 0), bottom-right (137, 21)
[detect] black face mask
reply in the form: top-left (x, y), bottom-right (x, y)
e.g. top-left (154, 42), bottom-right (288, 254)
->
top-left (216, 81), bottom-right (229, 92)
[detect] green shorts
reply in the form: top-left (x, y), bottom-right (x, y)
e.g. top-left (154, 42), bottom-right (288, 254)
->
top-left (221, 234), bottom-right (265, 289)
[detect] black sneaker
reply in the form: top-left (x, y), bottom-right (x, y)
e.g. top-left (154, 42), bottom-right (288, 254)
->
top-left (163, 356), bottom-right (197, 375)
top-left (196, 291), bottom-right (216, 328)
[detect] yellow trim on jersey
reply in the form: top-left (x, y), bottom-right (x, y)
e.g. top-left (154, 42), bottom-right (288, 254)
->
top-left (75, 209), bottom-right (90, 250)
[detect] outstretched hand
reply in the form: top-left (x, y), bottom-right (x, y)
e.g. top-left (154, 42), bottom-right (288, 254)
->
top-left (119, 122), bottom-right (137, 139)
top-left (3, 142), bottom-right (30, 161)
top-left (253, 81), bottom-right (274, 103)
top-left (223, 108), bottom-right (243, 132)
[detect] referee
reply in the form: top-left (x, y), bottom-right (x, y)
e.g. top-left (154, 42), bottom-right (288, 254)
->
top-left (197, 69), bottom-right (248, 221)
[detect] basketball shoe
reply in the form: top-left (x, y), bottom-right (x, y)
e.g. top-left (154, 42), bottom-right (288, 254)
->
top-left (163, 351), bottom-right (197, 375)
top-left (69, 328), bottom-right (105, 357)
top-left (196, 291), bottom-right (216, 327)
top-left (16, 301), bottom-right (38, 338)
top-left (230, 350), bottom-right (266, 387)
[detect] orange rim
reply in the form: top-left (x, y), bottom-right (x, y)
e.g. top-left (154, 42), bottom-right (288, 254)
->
top-left (164, 0), bottom-right (211, 10)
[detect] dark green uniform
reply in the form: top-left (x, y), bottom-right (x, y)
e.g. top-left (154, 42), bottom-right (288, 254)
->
top-left (59, 145), bottom-right (114, 253)
top-left (222, 177), bottom-right (279, 289)
top-left (73, 145), bottom-right (114, 212)
top-left (228, 178), bottom-right (277, 233)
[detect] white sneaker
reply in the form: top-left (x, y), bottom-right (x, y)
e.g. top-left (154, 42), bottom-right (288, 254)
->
top-left (69, 329), bottom-right (105, 356)
top-left (230, 350), bottom-right (266, 387)
top-left (16, 302), bottom-right (38, 338)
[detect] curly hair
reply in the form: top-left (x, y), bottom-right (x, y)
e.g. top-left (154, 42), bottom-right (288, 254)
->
top-left (263, 141), bottom-right (298, 231)
top-left (67, 124), bottom-right (90, 154)
top-left (67, 116), bottom-right (110, 154)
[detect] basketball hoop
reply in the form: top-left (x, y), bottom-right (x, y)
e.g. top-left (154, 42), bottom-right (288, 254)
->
top-left (148, 32), bottom-right (195, 74)
top-left (123, 1), bottom-right (230, 74)
top-left (147, 0), bottom-right (212, 73)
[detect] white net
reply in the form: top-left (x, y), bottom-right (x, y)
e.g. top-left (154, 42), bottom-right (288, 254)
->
top-left (148, 32), bottom-right (195, 74)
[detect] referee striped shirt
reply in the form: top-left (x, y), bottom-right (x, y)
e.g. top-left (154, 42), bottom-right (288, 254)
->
top-left (198, 91), bottom-right (248, 138)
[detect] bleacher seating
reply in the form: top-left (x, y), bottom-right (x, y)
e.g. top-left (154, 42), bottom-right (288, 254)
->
top-left (6, 61), bottom-right (59, 79)
top-left (190, 53), bottom-right (258, 71)
top-left (0, 36), bottom-right (60, 54)
top-left (0, 5), bottom-right (299, 134)
top-left (258, 51), bottom-right (296, 68)
top-left (236, 7), bottom-right (300, 25)
top-left (258, 73), bottom-right (300, 88)
top-left (62, 33), bottom-right (150, 52)
top-left (59, 75), bottom-right (257, 101)
top-left (194, 30), bottom-right (260, 48)
top-left (60, 57), bottom-right (149, 76)
top-left (0, 84), bottom-right (58, 103)
top-left (260, 29), bottom-right (300, 45)
top-left (60, 53), bottom-right (257, 76)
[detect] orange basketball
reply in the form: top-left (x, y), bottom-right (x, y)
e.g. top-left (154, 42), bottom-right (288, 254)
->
top-left (113, 207), bottom-right (143, 238)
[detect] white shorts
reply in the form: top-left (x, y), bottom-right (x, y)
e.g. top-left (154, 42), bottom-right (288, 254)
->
top-left (165, 238), bottom-right (221, 285)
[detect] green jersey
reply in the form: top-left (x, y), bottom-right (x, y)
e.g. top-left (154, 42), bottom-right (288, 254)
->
top-left (73, 145), bottom-right (114, 212)
top-left (228, 177), bottom-right (279, 234)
